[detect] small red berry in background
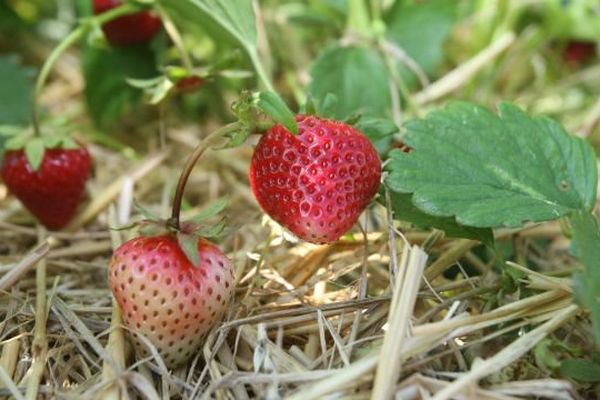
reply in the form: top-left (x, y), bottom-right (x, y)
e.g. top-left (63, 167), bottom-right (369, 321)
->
top-left (1, 146), bottom-right (92, 230)
top-left (175, 76), bottom-right (205, 94)
top-left (93, 0), bottom-right (162, 47)
top-left (562, 40), bottom-right (597, 65)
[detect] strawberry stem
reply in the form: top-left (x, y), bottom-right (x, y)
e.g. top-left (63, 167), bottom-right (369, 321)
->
top-left (31, 3), bottom-right (142, 136)
top-left (169, 122), bottom-right (243, 231)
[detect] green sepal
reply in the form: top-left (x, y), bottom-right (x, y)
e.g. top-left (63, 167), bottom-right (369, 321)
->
top-left (192, 219), bottom-right (226, 239)
top-left (319, 93), bottom-right (338, 119)
top-left (138, 220), bottom-right (169, 237)
top-left (4, 133), bottom-right (29, 150)
top-left (126, 76), bottom-right (165, 89)
top-left (133, 200), bottom-right (160, 221)
top-left (177, 232), bottom-right (200, 267)
top-left (220, 125), bottom-right (253, 149)
top-left (253, 91), bottom-right (297, 135)
top-left (302, 96), bottom-right (318, 116)
top-left (0, 125), bottom-right (26, 138)
top-left (189, 196), bottom-right (229, 223)
top-left (24, 138), bottom-right (45, 171)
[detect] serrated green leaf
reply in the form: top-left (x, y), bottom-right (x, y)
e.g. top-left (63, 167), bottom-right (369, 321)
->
top-left (24, 138), bottom-right (45, 171)
top-left (189, 197), bottom-right (229, 223)
top-left (386, 102), bottom-right (598, 228)
top-left (388, 191), bottom-right (494, 245)
top-left (254, 91), bottom-right (297, 134)
top-left (0, 55), bottom-right (35, 126)
top-left (560, 359), bottom-right (600, 382)
top-left (308, 46), bottom-right (391, 120)
top-left (177, 232), bottom-right (200, 267)
top-left (570, 211), bottom-right (600, 344)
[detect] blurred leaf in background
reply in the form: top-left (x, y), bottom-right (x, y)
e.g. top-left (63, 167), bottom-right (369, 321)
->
top-left (82, 43), bottom-right (159, 129)
top-left (385, 0), bottom-right (460, 84)
top-left (0, 54), bottom-right (35, 126)
top-left (307, 46), bottom-right (391, 120)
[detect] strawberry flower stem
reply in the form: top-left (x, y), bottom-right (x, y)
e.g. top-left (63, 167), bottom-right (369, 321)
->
top-left (169, 122), bottom-right (243, 231)
top-left (31, 3), bottom-right (141, 136)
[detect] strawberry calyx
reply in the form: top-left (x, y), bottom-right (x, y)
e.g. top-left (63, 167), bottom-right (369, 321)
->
top-left (2, 125), bottom-right (80, 171)
top-left (127, 198), bottom-right (228, 267)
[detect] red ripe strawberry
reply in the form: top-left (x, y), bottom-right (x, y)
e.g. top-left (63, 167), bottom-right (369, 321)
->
top-left (175, 76), bottom-right (205, 94)
top-left (1, 146), bottom-right (92, 230)
top-left (562, 40), bottom-right (597, 65)
top-left (249, 115), bottom-right (381, 244)
top-left (93, 0), bottom-right (161, 47)
top-left (109, 234), bottom-right (234, 368)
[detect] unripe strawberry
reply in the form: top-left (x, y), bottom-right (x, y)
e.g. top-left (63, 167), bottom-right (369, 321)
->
top-left (93, 0), bottom-right (161, 47)
top-left (249, 115), bottom-right (381, 243)
top-left (109, 234), bottom-right (234, 369)
top-left (1, 146), bottom-right (92, 230)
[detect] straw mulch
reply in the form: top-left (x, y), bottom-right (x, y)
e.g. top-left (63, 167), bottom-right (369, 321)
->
top-left (0, 35), bottom-right (598, 400)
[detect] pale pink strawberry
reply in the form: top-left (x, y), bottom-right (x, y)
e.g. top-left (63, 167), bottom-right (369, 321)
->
top-left (108, 234), bottom-right (234, 368)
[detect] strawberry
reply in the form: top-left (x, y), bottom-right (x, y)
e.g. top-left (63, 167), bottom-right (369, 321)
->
top-left (93, 0), bottom-right (162, 47)
top-left (562, 40), bottom-right (597, 65)
top-left (175, 76), bottom-right (205, 94)
top-left (249, 115), bottom-right (381, 244)
top-left (1, 146), bottom-right (92, 230)
top-left (109, 234), bottom-right (234, 368)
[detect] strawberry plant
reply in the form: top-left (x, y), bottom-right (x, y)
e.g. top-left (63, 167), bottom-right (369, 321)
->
top-left (3, 0), bottom-right (600, 398)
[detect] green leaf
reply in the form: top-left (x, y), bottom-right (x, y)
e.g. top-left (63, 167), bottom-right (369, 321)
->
top-left (308, 46), bottom-right (391, 120)
top-left (159, 1), bottom-right (259, 72)
top-left (163, 0), bottom-right (256, 50)
top-left (570, 211), bottom-right (600, 344)
top-left (386, 102), bottom-right (598, 228)
top-left (385, 0), bottom-right (457, 82)
top-left (254, 91), bottom-right (297, 134)
top-left (24, 138), bottom-right (45, 171)
top-left (189, 197), bottom-right (229, 223)
top-left (177, 232), bottom-right (200, 267)
top-left (387, 191), bottom-right (493, 245)
top-left (82, 44), bottom-right (158, 128)
top-left (0, 55), bottom-right (35, 126)
top-left (560, 359), bottom-right (600, 382)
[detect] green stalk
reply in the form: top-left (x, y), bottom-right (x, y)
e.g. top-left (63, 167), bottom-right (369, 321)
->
top-left (31, 3), bottom-right (142, 136)
top-left (346, 0), bottom-right (373, 38)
